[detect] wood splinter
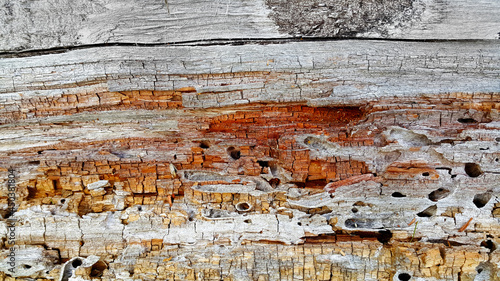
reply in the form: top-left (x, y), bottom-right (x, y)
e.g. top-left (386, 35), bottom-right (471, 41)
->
top-left (324, 174), bottom-right (380, 193)
top-left (166, 194), bottom-right (175, 207)
top-left (458, 218), bottom-right (473, 232)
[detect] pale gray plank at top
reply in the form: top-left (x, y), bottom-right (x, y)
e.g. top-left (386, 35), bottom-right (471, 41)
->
top-left (1, 0), bottom-right (500, 52)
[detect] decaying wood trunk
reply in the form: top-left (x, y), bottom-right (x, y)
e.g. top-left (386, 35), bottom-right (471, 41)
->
top-left (0, 0), bottom-right (499, 280)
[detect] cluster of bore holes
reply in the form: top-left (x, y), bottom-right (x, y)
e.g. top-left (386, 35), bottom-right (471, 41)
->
top-left (227, 147), bottom-right (241, 160)
top-left (398, 273), bottom-right (412, 281)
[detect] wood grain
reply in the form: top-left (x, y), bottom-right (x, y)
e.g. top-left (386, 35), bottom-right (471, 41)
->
top-left (1, 0), bottom-right (500, 280)
top-left (1, 0), bottom-right (499, 52)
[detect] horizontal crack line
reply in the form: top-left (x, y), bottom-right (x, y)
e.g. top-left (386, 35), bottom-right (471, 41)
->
top-left (1, 37), bottom-right (498, 58)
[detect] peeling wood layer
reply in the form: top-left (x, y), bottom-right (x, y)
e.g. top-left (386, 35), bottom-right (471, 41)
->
top-left (1, 41), bottom-right (499, 120)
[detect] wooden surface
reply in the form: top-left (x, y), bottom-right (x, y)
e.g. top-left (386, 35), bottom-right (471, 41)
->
top-left (1, 0), bottom-right (500, 280)
top-left (1, 40), bottom-right (499, 113)
top-left (1, 0), bottom-right (500, 52)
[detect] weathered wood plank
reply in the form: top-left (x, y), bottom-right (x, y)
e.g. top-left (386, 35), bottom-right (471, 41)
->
top-left (1, 40), bottom-right (500, 280)
top-left (1, 90), bottom-right (500, 279)
top-left (1, 40), bottom-right (499, 121)
top-left (1, 1), bottom-right (500, 280)
top-left (1, 0), bottom-right (499, 52)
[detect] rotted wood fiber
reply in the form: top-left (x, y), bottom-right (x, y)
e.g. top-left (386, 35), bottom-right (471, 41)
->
top-left (1, 0), bottom-right (500, 281)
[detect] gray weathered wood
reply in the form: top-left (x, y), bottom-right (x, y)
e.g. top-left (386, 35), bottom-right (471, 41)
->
top-left (1, 41), bottom-right (499, 119)
top-left (1, 0), bottom-right (499, 52)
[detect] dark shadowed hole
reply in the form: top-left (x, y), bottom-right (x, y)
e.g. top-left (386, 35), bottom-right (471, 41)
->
top-left (440, 139), bottom-right (454, 144)
top-left (90, 261), bottom-right (107, 277)
top-left (297, 222), bottom-right (302, 226)
top-left (72, 259), bottom-right (82, 268)
top-left (480, 240), bottom-right (496, 251)
top-left (23, 264), bottom-right (32, 269)
top-left (422, 172), bottom-right (429, 177)
top-left (377, 230), bottom-right (392, 244)
top-left (60, 199), bottom-right (66, 204)
top-left (473, 192), bottom-right (492, 208)
top-left (398, 273), bottom-right (411, 281)
top-left (29, 161), bottom-right (40, 165)
top-left (477, 268), bottom-right (483, 274)
top-left (257, 160), bottom-right (269, 167)
top-left (199, 141), bottom-right (210, 149)
top-left (392, 192), bottom-right (406, 198)
top-left (428, 188), bottom-right (450, 202)
top-left (227, 147), bottom-right (241, 160)
top-left (496, 137), bottom-right (500, 142)
top-left (137, 206), bottom-right (142, 211)
top-left (351, 208), bottom-right (358, 213)
top-left (244, 219), bottom-right (252, 224)
top-left (417, 205), bottom-right (437, 217)
top-left (458, 118), bottom-right (477, 124)
top-left (231, 150), bottom-right (241, 160)
top-left (269, 178), bottom-right (280, 188)
top-left (465, 163), bottom-right (482, 177)
top-left (235, 202), bottom-right (251, 212)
